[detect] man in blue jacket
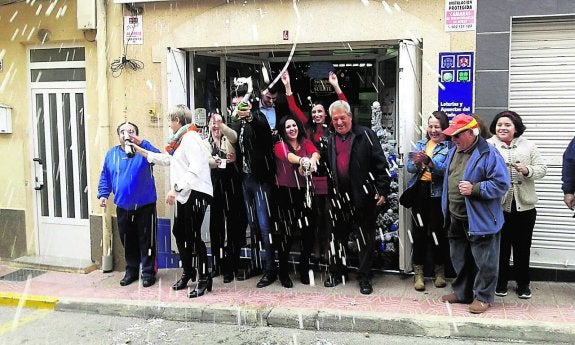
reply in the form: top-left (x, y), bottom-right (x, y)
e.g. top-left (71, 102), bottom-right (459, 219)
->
top-left (440, 114), bottom-right (509, 314)
top-left (97, 122), bottom-right (161, 288)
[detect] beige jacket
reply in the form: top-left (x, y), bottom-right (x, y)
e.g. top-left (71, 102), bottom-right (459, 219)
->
top-left (487, 136), bottom-right (547, 212)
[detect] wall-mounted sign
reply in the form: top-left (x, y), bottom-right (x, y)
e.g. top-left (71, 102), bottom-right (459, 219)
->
top-left (438, 52), bottom-right (473, 117)
top-left (445, 0), bottom-right (476, 32)
top-left (311, 79), bottom-right (334, 95)
top-left (124, 15), bottom-right (143, 45)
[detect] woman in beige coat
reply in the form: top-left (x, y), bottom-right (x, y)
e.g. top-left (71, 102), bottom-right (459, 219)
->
top-left (487, 111), bottom-right (547, 299)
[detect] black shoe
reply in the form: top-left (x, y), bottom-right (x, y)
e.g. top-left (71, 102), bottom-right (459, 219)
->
top-left (324, 274), bottom-right (342, 288)
top-left (188, 276), bottom-right (213, 298)
top-left (300, 273), bottom-right (310, 285)
top-left (495, 289), bottom-right (508, 297)
top-left (359, 280), bottom-right (373, 295)
top-left (223, 273), bottom-right (234, 284)
top-left (172, 269), bottom-right (197, 291)
top-left (142, 276), bottom-right (156, 288)
top-left (256, 272), bottom-right (277, 288)
top-left (517, 285), bottom-right (532, 299)
top-left (120, 274), bottom-right (138, 287)
top-left (279, 274), bottom-right (293, 288)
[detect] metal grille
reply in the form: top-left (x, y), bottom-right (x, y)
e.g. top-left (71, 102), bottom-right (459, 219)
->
top-left (0, 269), bottom-right (46, 282)
top-left (509, 18), bottom-right (575, 269)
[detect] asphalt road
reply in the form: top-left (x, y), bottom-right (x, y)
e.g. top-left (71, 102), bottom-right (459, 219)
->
top-left (0, 306), bottom-right (553, 345)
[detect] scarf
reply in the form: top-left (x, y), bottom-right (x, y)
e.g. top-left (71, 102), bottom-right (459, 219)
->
top-left (165, 123), bottom-right (197, 155)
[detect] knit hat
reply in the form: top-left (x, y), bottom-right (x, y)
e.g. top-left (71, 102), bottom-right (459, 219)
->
top-left (442, 114), bottom-right (478, 136)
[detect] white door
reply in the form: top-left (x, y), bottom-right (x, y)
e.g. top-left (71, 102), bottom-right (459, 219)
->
top-left (30, 47), bottom-right (90, 260)
top-left (509, 19), bottom-right (575, 269)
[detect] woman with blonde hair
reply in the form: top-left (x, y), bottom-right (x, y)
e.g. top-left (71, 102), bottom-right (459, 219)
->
top-left (132, 105), bottom-right (213, 298)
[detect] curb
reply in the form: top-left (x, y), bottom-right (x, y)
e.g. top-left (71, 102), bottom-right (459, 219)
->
top-left (55, 298), bottom-right (575, 343)
top-left (0, 292), bottom-right (59, 310)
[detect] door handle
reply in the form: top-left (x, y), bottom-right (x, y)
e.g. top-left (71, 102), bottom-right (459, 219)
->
top-left (33, 158), bottom-right (44, 190)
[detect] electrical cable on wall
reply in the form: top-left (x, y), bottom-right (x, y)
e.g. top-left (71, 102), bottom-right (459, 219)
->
top-left (110, 7), bottom-right (144, 78)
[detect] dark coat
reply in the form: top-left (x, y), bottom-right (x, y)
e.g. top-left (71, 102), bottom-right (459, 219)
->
top-left (327, 125), bottom-right (390, 207)
top-left (231, 109), bottom-right (276, 184)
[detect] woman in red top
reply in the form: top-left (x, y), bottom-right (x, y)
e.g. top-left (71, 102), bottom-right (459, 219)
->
top-left (280, 70), bottom-right (346, 267)
top-left (281, 71), bottom-right (347, 145)
top-left (274, 115), bottom-right (319, 286)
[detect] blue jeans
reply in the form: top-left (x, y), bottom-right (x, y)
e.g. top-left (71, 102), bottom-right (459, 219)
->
top-left (242, 174), bottom-right (275, 271)
top-left (448, 216), bottom-right (500, 303)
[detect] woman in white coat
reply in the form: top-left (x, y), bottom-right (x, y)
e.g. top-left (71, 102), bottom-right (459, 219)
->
top-left (132, 105), bottom-right (213, 298)
top-left (487, 110), bottom-right (546, 299)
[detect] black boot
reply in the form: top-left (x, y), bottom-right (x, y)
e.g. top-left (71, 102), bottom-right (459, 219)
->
top-left (172, 268), bottom-right (197, 291)
top-left (256, 271), bottom-right (277, 288)
top-left (188, 276), bottom-right (213, 298)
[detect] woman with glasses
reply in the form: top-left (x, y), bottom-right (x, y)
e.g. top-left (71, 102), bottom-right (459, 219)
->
top-left (204, 113), bottom-right (247, 283)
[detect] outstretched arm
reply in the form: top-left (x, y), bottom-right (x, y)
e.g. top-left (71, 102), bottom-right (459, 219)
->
top-left (281, 71), bottom-right (307, 124)
top-left (329, 71), bottom-right (348, 102)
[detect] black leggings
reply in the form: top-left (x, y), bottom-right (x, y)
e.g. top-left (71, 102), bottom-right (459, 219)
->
top-left (173, 191), bottom-right (211, 277)
top-left (410, 181), bottom-right (449, 267)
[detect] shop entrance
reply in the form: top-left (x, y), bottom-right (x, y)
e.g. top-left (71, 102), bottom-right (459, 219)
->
top-left (167, 40), bottom-right (421, 272)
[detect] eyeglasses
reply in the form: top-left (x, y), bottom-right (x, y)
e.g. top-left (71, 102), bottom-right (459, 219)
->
top-left (452, 129), bottom-right (468, 139)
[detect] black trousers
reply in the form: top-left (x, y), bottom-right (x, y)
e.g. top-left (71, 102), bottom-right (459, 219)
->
top-left (411, 181), bottom-right (449, 267)
top-left (116, 203), bottom-right (157, 279)
top-left (497, 202), bottom-right (537, 289)
top-left (274, 186), bottom-right (314, 277)
top-left (328, 195), bottom-right (377, 281)
top-left (173, 191), bottom-right (211, 277)
top-left (312, 194), bottom-right (332, 262)
top-left (209, 172), bottom-right (247, 276)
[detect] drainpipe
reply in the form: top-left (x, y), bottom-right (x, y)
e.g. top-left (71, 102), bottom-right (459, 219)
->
top-left (96, 0), bottom-right (113, 272)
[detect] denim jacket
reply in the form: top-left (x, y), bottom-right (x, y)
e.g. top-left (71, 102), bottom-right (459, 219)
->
top-left (406, 139), bottom-right (451, 198)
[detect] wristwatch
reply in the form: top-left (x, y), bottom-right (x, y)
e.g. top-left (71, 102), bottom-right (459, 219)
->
top-left (174, 183), bottom-right (183, 192)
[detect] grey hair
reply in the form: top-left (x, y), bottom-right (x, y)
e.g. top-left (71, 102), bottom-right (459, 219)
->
top-left (167, 104), bottom-right (193, 124)
top-left (328, 100), bottom-right (352, 116)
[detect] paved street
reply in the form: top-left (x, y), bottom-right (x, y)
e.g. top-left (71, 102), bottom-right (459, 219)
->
top-left (0, 306), bottom-right (558, 345)
top-left (1, 262), bottom-right (574, 344)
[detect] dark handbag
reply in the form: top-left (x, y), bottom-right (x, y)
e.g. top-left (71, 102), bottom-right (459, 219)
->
top-left (399, 169), bottom-right (425, 208)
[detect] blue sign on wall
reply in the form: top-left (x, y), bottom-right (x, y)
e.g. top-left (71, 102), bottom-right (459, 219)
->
top-left (438, 52), bottom-right (474, 117)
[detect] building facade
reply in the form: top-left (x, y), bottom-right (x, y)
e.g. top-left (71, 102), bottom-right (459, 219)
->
top-left (0, 0), bottom-right (572, 276)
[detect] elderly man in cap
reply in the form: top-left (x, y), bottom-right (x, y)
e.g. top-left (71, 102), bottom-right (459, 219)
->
top-left (440, 114), bottom-right (509, 314)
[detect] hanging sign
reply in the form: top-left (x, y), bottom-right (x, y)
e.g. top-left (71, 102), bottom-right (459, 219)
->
top-left (124, 15), bottom-right (143, 45)
top-left (438, 52), bottom-right (473, 117)
top-left (445, 0), bottom-right (476, 32)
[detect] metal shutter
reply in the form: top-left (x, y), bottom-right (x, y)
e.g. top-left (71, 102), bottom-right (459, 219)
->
top-left (509, 18), bottom-right (575, 269)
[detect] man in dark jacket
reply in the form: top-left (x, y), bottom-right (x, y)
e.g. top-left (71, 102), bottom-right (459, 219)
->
top-left (325, 100), bottom-right (390, 295)
top-left (230, 85), bottom-right (284, 289)
top-left (562, 137), bottom-right (575, 210)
